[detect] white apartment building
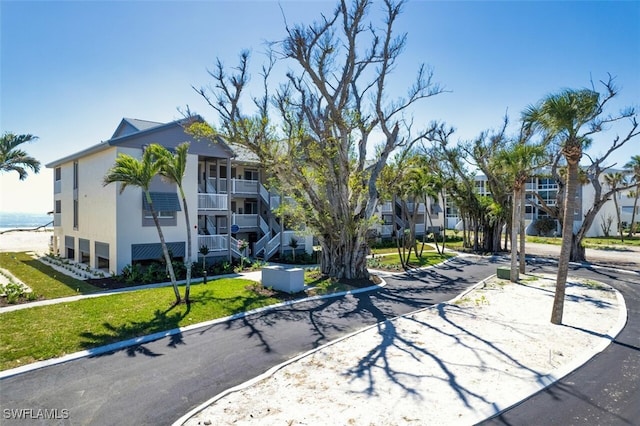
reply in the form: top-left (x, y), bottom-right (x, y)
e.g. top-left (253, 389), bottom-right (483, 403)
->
top-left (46, 117), bottom-right (311, 274)
top-left (47, 117), bottom-right (636, 274)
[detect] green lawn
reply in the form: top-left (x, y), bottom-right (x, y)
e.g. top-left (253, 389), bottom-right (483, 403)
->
top-left (0, 252), bottom-right (101, 298)
top-left (0, 278), bottom-right (279, 371)
top-left (368, 251), bottom-right (454, 270)
top-left (527, 235), bottom-right (640, 249)
top-left (371, 243), bottom-right (436, 255)
top-left (0, 257), bottom-right (386, 372)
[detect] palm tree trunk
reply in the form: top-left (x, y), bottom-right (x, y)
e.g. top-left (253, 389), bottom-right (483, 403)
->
top-left (519, 186), bottom-right (526, 274)
top-left (440, 190), bottom-right (447, 252)
top-left (147, 192), bottom-right (181, 304)
top-left (426, 198), bottom-right (441, 255)
top-left (631, 192), bottom-right (639, 236)
top-left (613, 194), bottom-right (623, 242)
top-left (552, 153), bottom-right (580, 325)
top-left (180, 189), bottom-right (192, 303)
top-left (510, 187), bottom-right (520, 282)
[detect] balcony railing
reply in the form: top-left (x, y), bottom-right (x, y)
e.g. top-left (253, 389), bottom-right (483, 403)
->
top-left (198, 193), bottom-right (228, 210)
top-left (212, 178), bottom-right (259, 195)
top-left (404, 202), bottom-right (426, 213)
top-left (198, 235), bottom-right (228, 252)
top-left (380, 202), bottom-right (393, 213)
top-left (232, 214), bottom-right (258, 229)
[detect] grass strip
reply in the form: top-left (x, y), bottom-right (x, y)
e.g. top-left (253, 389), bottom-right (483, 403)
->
top-left (526, 236), bottom-right (640, 248)
top-left (0, 278), bottom-right (278, 371)
top-left (370, 251), bottom-right (455, 270)
top-left (0, 252), bottom-right (100, 298)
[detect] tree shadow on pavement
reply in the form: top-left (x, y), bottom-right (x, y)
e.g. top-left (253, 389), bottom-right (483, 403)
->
top-left (210, 255), bottom-right (494, 359)
top-left (80, 303), bottom-right (191, 358)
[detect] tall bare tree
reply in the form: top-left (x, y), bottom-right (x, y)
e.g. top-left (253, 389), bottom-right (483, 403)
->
top-left (194, 0), bottom-right (443, 279)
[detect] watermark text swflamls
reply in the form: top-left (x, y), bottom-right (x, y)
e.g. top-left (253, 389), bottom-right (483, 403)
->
top-left (3, 408), bottom-right (69, 420)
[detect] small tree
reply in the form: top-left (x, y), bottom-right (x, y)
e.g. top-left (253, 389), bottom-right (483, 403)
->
top-left (288, 237), bottom-right (299, 263)
top-left (604, 172), bottom-right (626, 242)
top-left (237, 239), bottom-right (248, 270)
top-left (199, 245), bottom-right (209, 284)
top-left (599, 214), bottom-right (614, 237)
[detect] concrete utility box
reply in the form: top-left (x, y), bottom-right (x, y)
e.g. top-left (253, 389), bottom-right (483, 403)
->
top-left (496, 267), bottom-right (511, 280)
top-left (262, 266), bottom-right (305, 294)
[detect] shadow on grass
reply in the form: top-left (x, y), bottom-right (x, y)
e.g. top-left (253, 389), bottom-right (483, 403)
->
top-left (19, 255), bottom-right (102, 295)
top-left (78, 286), bottom-right (278, 359)
top-left (80, 303), bottom-right (191, 358)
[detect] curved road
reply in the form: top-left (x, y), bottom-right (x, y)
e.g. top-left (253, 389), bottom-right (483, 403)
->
top-left (1, 255), bottom-right (637, 425)
top-left (479, 262), bottom-right (640, 426)
top-left (0, 255), bottom-right (503, 426)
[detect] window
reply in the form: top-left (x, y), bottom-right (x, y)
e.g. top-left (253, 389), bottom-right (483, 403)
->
top-left (95, 241), bottom-right (110, 270)
top-left (219, 166), bottom-right (236, 178)
top-left (144, 211), bottom-right (175, 219)
top-left (55, 200), bottom-right (62, 214)
top-left (244, 201), bottom-right (258, 214)
top-left (55, 167), bottom-right (61, 181)
top-left (73, 161), bottom-right (79, 190)
top-left (244, 169), bottom-right (259, 181)
top-left (73, 199), bottom-right (78, 229)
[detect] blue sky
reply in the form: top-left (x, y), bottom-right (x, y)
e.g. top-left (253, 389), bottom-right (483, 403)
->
top-left (1, 0), bottom-right (639, 214)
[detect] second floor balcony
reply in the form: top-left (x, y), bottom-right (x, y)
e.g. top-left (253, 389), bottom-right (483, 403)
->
top-left (198, 193), bottom-right (228, 210)
top-left (208, 178), bottom-right (259, 195)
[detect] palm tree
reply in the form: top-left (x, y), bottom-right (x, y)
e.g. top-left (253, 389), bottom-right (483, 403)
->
top-left (103, 149), bottom-right (181, 304)
top-left (604, 172), bottom-right (625, 241)
top-left (496, 142), bottom-right (548, 282)
top-left (0, 132), bottom-right (41, 180)
top-left (624, 155), bottom-right (640, 235)
top-left (523, 88), bottom-right (600, 325)
top-left (149, 143), bottom-right (194, 303)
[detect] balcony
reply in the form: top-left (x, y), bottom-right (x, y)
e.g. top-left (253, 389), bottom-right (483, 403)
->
top-left (232, 213), bottom-right (258, 229)
top-left (405, 202), bottom-right (426, 213)
top-left (212, 178), bottom-right (259, 195)
top-left (198, 193), bottom-right (228, 210)
top-left (380, 202), bottom-right (393, 213)
top-left (198, 235), bottom-right (228, 252)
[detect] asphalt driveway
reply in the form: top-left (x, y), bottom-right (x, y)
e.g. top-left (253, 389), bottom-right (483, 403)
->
top-left (0, 255), bottom-right (503, 426)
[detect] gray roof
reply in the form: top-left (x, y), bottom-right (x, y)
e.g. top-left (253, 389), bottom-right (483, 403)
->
top-left (228, 141), bottom-right (260, 164)
top-left (111, 118), bottom-right (164, 139)
top-left (46, 116), bottom-right (242, 168)
top-left (125, 118), bottom-right (164, 131)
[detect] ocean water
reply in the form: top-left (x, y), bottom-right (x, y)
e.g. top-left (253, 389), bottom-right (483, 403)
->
top-left (0, 211), bottom-right (53, 229)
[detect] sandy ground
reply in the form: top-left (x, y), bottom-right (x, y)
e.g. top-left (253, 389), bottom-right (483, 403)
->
top-left (0, 229), bottom-right (52, 254)
top-left (182, 274), bottom-right (622, 426)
